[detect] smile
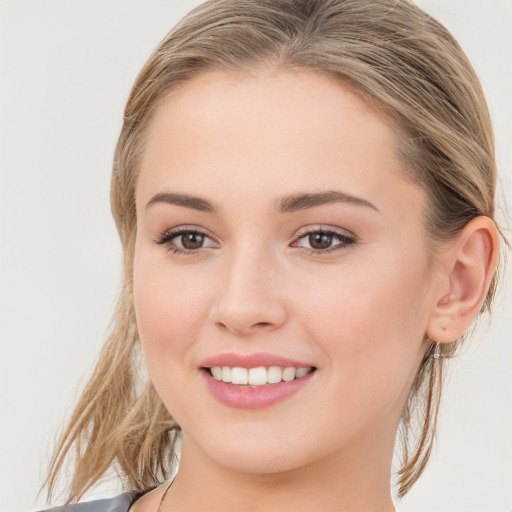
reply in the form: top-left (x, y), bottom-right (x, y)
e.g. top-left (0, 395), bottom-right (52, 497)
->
top-left (207, 366), bottom-right (314, 386)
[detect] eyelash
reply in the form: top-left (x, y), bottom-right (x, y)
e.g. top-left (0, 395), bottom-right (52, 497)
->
top-left (293, 227), bottom-right (357, 254)
top-left (154, 226), bottom-right (215, 255)
top-left (154, 225), bottom-right (357, 256)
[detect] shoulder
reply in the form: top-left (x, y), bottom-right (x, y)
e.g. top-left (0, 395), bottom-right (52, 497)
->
top-left (39, 492), bottom-right (140, 512)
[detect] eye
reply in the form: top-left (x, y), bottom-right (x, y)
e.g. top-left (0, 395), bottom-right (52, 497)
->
top-left (154, 226), bottom-right (218, 254)
top-left (292, 227), bottom-right (357, 254)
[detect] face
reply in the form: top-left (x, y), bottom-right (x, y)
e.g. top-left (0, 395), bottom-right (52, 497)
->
top-left (133, 69), bottom-right (436, 475)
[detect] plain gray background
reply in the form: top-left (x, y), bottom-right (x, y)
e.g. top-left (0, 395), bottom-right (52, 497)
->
top-left (1, 1), bottom-right (511, 511)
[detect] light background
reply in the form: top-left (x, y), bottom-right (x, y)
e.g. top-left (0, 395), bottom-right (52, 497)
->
top-left (0, 1), bottom-right (510, 511)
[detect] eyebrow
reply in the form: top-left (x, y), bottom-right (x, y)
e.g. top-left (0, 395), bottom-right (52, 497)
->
top-left (145, 190), bottom-right (379, 214)
top-left (146, 192), bottom-right (215, 213)
top-left (277, 191), bottom-right (379, 213)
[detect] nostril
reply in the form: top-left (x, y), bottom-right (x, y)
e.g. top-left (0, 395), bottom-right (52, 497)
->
top-left (253, 322), bottom-right (272, 328)
top-left (213, 318), bottom-right (276, 335)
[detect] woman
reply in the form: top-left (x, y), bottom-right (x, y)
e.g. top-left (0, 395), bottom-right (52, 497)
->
top-left (39, 0), bottom-right (506, 511)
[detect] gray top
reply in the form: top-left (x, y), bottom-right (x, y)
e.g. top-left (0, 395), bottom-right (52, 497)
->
top-left (39, 492), bottom-right (140, 512)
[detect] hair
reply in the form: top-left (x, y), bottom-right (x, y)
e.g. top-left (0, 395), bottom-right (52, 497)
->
top-left (45, 0), bottom-right (503, 503)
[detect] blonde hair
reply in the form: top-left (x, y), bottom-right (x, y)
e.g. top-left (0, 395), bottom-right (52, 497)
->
top-left (46, 0), bottom-right (502, 502)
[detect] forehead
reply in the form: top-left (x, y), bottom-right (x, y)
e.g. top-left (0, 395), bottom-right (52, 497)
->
top-left (137, 69), bottom-right (424, 217)
top-left (143, 69), bottom-right (395, 161)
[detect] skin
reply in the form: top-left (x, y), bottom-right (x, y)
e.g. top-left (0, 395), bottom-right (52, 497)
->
top-left (130, 69), bottom-right (498, 512)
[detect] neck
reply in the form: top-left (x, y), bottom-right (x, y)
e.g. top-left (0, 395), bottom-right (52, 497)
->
top-left (163, 432), bottom-right (396, 512)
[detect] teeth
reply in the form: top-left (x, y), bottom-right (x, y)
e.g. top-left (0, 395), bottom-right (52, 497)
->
top-left (282, 367), bottom-right (296, 382)
top-left (221, 366), bottom-right (231, 382)
top-left (267, 366), bottom-right (282, 384)
top-left (209, 366), bottom-right (313, 386)
top-left (231, 367), bottom-right (248, 385)
top-left (296, 367), bottom-right (309, 378)
top-left (248, 367), bottom-right (268, 386)
top-left (211, 366), bottom-right (222, 380)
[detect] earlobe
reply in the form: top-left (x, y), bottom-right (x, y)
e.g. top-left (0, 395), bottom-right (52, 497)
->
top-left (426, 216), bottom-right (500, 343)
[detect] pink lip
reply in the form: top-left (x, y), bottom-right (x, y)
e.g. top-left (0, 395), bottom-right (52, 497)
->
top-left (198, 352), bottom-right (313, 369)
top-left (198, 352), bottom-right (316, 409)
top-left (201, 371), bottom-right (315, 409)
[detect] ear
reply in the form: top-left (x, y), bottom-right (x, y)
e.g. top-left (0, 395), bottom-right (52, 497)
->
top-left (426, 216), bottom-right (500, 343)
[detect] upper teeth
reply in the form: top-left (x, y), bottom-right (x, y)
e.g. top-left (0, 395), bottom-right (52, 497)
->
top-left (210, 366), bottom-right (313, 386)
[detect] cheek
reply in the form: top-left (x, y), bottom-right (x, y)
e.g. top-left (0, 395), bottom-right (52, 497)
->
top-left (294, 250), bottom-right (430, 393)
top-left (133, 251), bottom-right (210, 379)
top-left (301, 254), bottom-right (427, 332)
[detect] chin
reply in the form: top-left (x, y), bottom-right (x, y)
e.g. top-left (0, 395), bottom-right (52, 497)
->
top-left (211, 447), bottom-right (308, 475)
top-left (183, 428), bottom-right (318, 475)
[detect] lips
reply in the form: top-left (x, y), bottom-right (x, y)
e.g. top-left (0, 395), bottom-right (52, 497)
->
top-left (198, 352), bottom-right (316, 409)
top-left (199, 352), bottom-right (314, 369)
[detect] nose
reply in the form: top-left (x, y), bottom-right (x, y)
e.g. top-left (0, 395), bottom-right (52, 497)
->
top-left (209, 247), bottom-right (288, 336)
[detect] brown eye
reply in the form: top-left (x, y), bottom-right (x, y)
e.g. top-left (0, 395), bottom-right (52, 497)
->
top-left (308, 232), bottom-right (333, 250)
top-left (154, 227), bottom-right (217, 254)
top-left (293, 228), bottom-right (357, 254)
top-left (181, 232), bottom-right (205, 249)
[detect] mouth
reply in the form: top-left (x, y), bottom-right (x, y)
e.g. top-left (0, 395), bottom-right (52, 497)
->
top-left (203, 365), bottom-right (316, 387)
top-left (198, 353), bottom-right (317, 408)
